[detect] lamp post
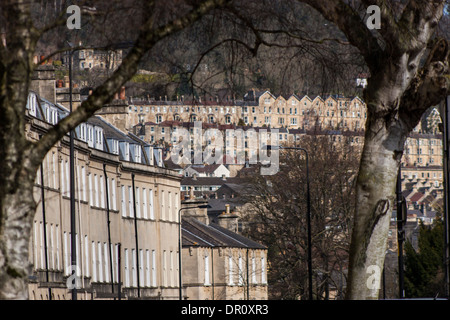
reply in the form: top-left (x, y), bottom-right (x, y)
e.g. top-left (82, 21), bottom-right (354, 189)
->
top-left (396, 168), bottom-right (406, 298)
top-left (279, 146), bottom-right (312, 300)
top-left (66, 42), bottom-right (77, 301)
top-left (442, 95), bottom-right (450, 299)
top-left (177, 204), bottom-right (211, 300)
top-left (265, 144), bottom-right (312, 299)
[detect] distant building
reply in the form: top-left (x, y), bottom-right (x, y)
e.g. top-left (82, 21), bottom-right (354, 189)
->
top-left (184, 164), bottom-right (230, 178)
top-left (180, 200), bottom-right (268, 300)
top-left (62, 47), bottom-right (123, 71)
top-left (27, 67), bottom-right (182, 300)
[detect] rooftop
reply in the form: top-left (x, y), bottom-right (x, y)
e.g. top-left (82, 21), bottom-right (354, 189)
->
top-left (182, 217), bottom-right (266, 249)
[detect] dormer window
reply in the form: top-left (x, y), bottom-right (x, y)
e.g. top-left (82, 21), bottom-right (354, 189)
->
top-left (52, 109), bottom-right (58, 125)
top-left (134, 145), bottom-right (142, 163)
top-left (27, 93), bottom-right (37, 116)
top-left (78, 123), bottom-right (87, 142)
top-left (45, 106), bottom-right (50, 122)
top-left (87, 125), bottom-right (94, 147)
top-left (120, 142), bottom-right (130, 161)
top-left (94, 127), bottom-right (103, 150)
top-left (108, 139), bottom-right (119, 155)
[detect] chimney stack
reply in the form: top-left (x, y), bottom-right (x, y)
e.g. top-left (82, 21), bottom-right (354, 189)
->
top-left (30, 64), bottom-right (56, 104)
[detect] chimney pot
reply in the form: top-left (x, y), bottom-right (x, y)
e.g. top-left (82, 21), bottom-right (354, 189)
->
top-left (119, 86), bottom-right (126, 100)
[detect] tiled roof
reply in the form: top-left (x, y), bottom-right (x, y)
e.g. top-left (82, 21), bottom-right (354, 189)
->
top-left (409, 192), bottom-right (425, 202)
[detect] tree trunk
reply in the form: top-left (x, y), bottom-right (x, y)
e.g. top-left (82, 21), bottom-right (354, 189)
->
top-left (0, 186), bottom-right (36, 299)
top-left (345, 113), bottom-right (405, 299)
top-left (0, 111), bottom-right (37, 299)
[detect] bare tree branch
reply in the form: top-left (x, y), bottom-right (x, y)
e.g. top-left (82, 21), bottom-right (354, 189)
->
top-left (30, 0), bottom-right (231, 166)
top-left (297, 0), bottom-right (384, 73)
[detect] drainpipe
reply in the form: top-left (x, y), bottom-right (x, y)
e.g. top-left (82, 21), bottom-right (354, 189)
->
top-left (103, 164), bottom-right (115, 296)
top-left (132, 174), bottom-right (141, 298)
top-left (40, 163), bottom-right (52, 300)
top-left (246, 248), bottom-right (249, 300)
top-left (396, 168), bottom-right (405, 298)
top-left (211, 247), bottom-right (214, 300)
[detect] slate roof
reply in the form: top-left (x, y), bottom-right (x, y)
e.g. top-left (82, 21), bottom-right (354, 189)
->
top-left (182, 217), bottom-right (266, 249)
top-left (207, 198), bottom-right (245, 213)
top-left (188, 164), bottom-right (224, 174)
top-left (181, 176), bottom-right (246, 186)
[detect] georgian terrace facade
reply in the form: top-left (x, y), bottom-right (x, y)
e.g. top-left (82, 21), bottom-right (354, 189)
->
top-left (125, 91), bottom-right (368, 132)
top-left (26, 91), bottom-right (182, 300)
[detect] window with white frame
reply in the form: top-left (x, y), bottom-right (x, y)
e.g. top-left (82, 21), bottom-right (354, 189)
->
top-left (261, 256), bottom-right (266, 284)
top-left (152, 250), bottom-right (157, 287)
top-left (132, 249), bottom-right (137, 287)
top-left (95, 127), bottom-right (103, 150)
top-left (49, 224), bottom-right (54, 269)
top-left (100, 175), bottom-right (105, 208)
top-left (170, 250), bottom-right (174, 287)
top-left (204, 253), bottom-right (210, 285)
top-left (168, 191), bottom-right (172, 221)
top-left (114, 244), bottom-right (120, 283)
top-left (228, 255), bottom-right (234, 285)
top-left (111, 139), bottom-right (119, 155)
top-left (238, 255), bottom-right (244, 285)
top-left (104, 242), bottom-right (109, 282)
top-left (28, 93), bottom-right (37, 116)
top-left (121, 185), bottom-right (126, 217)
top-left (128, 186), bottom-right (133, 217)
top-left (88, 173), bottom-right (93, 206)
top-left (252, 255), bottom-right (257, 284)
top-left (60, 160), bottom-right (65, 196)
top-left (149, 189), bottom-right (154, 219)
top-left (142, 188), bottom-right (147, 219)
top-left (161, 190), bottom-right (165, 220)
top-left (111, 178), bottom-right (117, 211)
top-left (163, 250), bottom-right (167, 287)
top-left (139, 249), bottom-right (144, 287)
top-left (98, 242), bottom-right (103, 282)
top-left (84, 235), bottom-right (89, 277)
top-left (136, 187), bottom-right (141, 218)
top-left (174, 193), bottom-right (179, 222)
top-left (65, 160), bottom-right (70, 197)
top-left (55, 225), bottom-right (61, 270)
top-left (94, 174), bottom-right (99, 207)
top-left (124, 248), bottom-right (130, 287)
top-left (92, 241), bottom-right (97, 282)
top-left (134, 145), bottom-right (142, 163)
top-left (145, 250), bottom-right (151, 287)
top-left (81, 166), bottom-right (86, 202)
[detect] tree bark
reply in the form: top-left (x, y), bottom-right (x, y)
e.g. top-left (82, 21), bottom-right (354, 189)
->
top-left (346, 115), bottom-right (405, 299)
top-left (345, 35), bottom-right (449, 299)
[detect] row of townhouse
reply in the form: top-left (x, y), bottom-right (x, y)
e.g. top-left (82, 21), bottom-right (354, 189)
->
top-left (132, 119), bottom-right (443, 168)
top-left (403, 132), bottom-right (444, 167)
top-left (27, 89), bottom-right (181, 300)
top-left (124, 90), bottom-right (368, 132)
top-left (26, 65), bottom-right (267, 300)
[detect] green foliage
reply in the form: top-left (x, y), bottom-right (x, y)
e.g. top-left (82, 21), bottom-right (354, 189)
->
top-left (404, 218), bottom-right (445, 298)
